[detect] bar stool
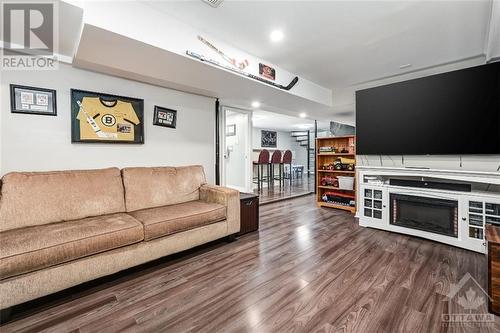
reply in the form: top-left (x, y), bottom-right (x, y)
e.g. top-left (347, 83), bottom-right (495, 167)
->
top-left (282, 150), bottom-right (292, 186)
top-left (253, 149), bottom-right (270, 192)
top-left (270, 150), bottom-right (283, 188)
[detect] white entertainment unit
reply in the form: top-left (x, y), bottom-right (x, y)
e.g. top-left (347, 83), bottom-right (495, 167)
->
top-left (356, 166), bottom-right (500, 253)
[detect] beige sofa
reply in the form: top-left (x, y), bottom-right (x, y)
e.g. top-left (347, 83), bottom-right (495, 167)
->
top-left (0, 166), bottom-right (240, 309)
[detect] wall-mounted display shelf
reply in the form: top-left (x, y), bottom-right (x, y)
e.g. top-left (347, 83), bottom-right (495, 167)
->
top-left (316, 136), bottom-right (356, 213)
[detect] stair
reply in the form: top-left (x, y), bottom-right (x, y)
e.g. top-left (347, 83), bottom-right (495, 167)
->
top-left (291, 130), bottom-right (316, 174)
top-left (294, 136), bottom-right (308, 142)
top-left (290, 131), bottom-right (309, 137)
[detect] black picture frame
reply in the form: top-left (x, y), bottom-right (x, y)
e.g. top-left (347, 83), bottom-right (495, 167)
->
top-left (71, 89), bottom-right (144, 144)
top-left (261, 130), bottom-right (277, 148)
top-left (226, 124), bottom-right (236, 136)
top-left (10, 84), bottom-right (57, 116)
top-left (153, 106), bottom-right (177, 129)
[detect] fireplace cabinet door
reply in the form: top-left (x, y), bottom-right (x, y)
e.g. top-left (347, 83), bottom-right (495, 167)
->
top-left (362, 187), bottom-right (387, 224)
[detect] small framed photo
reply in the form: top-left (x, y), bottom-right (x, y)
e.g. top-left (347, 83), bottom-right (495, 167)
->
top-left (153, 106), bottom-right (177, 128)
top-left (226, 124), bottom-right (236, 136)
top-left (10, 84), bottom-right (57, 116)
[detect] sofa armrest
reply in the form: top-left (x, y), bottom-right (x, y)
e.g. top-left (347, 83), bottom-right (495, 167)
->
top-left (200, 184), bottom-right (240, 235)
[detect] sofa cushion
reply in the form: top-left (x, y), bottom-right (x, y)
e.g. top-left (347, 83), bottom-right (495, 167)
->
top-left (130, 200), bottom-right (226, 241)
top-left (122, 166), bottom-right (207, 212)
top-left (0, 168), bottom-right (126, 232)
top-left (0, 213), bottom-right (143, 279)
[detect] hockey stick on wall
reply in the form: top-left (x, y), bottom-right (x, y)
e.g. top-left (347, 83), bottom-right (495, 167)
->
top-left (186, 50), bottom-right (299, 91)
top-left (198, 36), bottom-right (249, 70)
top-left (77, 100), bottom-right (117, 139)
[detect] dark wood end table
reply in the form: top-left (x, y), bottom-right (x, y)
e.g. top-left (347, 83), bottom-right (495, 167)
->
top-left (238, 193), bottom-right (259, 236)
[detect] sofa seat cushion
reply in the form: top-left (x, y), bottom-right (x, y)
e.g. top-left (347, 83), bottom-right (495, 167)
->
top-left (130, 201), bottom-right (226, 241)
top-left (0, 213), bottom-right (144, 280)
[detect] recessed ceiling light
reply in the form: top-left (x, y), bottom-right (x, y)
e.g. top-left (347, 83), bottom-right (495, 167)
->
top-left (251, 101), bottom-right (261, 108)
top-left (399, 64), bottom-right (412, 69)
top-left (299, 112), bottom-right (307, 118)
top-left (270, 30), bottom-right (284, 42)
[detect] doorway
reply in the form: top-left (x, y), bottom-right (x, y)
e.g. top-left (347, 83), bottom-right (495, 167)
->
top-left (251, 110), bottom-right (316, 204)
top-left (221, 107), bottom-right (252, 193)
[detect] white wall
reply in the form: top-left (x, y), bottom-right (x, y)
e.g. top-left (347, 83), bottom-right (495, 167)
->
top-left (252, 128), bottom-right (308, 167)
top-left (0, 62), bottom-right (217, 181)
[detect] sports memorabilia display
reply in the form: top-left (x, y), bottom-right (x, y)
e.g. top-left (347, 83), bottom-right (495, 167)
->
top-left (153, 106), bottom-right (177, 128)
top-left (71, 89), bottom-right (144, 144)
top-left (10, 84), bottom-right (57, 116)
top-left (198, 35), bottom-right (249, 70)
top-left (259, 63), bottom-right (276, 80)
top-left (186, 51), bottom-right (299, 91)
top-left (261, 130), bottom-right (277, 148)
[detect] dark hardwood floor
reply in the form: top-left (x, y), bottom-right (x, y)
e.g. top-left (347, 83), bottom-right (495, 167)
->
top-left (2, 195), bottom-right (499, 332)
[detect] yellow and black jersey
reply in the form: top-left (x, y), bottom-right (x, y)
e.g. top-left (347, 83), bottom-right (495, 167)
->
top-left (76, 97), bottom-right (140, 141)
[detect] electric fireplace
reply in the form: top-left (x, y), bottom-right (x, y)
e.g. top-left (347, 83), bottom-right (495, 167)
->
top-left (390, 194), bottom-right (458, 238)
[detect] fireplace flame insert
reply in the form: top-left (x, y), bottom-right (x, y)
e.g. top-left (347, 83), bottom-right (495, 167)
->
top-left (390, 194), bottom-right (458, 238)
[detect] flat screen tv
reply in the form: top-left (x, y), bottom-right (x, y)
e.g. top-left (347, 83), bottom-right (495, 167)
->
top-left (356, 62), bottom-right (500, 155)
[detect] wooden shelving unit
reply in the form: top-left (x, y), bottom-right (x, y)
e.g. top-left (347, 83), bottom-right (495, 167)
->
top-left (318, 170), bottom-right (355, 174)
top-left (316, 135), bottom-right (356, 213)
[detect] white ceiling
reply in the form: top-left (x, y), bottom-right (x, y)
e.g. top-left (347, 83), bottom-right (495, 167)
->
top-left (146, 0), bottom-right (494, 90)
top-left (56, 0), bottom-right (498, 126)
top-left (253, 110), bottom-right (313, 131)
top-left (251, 110), bottom-right (330, 132)
top-left (58, 2), bottom-right (84, 59)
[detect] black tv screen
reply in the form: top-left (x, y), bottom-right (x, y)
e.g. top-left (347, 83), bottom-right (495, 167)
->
top-left (356, 62), bottom-right (500, 155)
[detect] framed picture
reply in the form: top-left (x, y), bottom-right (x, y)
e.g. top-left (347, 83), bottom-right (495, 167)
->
top-left (259, 63), bottom-right (276, 81)
top-left (10, 84), bottom-right (57, 116)
top-left (261, 130), bottom-right (277, 148)
top-left (153, 106), bottom-right (177, 128)
top-left (226, 124), bottom-right (236, 136)
top-left (71, 89), bottom-right (144, 144)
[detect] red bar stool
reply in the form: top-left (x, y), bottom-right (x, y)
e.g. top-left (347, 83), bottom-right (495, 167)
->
top-left (270, 150), bottom-right (283, 188)
top-left (253, 149), bottom-right (270, 192)
top-left (282, 150), bottom-right (293, 186)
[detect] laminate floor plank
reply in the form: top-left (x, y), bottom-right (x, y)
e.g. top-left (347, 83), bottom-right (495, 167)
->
top-left (2, 195), bottom-right (498, 333)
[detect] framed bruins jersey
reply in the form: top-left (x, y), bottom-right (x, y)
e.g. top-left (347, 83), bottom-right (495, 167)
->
top-left (71, 89), bottom-right (144, 144)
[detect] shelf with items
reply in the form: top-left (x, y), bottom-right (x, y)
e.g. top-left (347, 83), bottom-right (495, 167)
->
top-left (318, 170), bottom-right (355, 174)
top-left (318, 185), bottom-right (355, 191)
top-left (317, 153), bottom-right (355, 156)
top-left (319, 201), bottom-right (356, 213)
top-left (316, 136), bottom-right (356, 213)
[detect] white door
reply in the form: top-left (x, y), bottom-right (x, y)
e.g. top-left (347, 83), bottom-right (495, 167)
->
top-left (221, 106), bottom-right (252, 193)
